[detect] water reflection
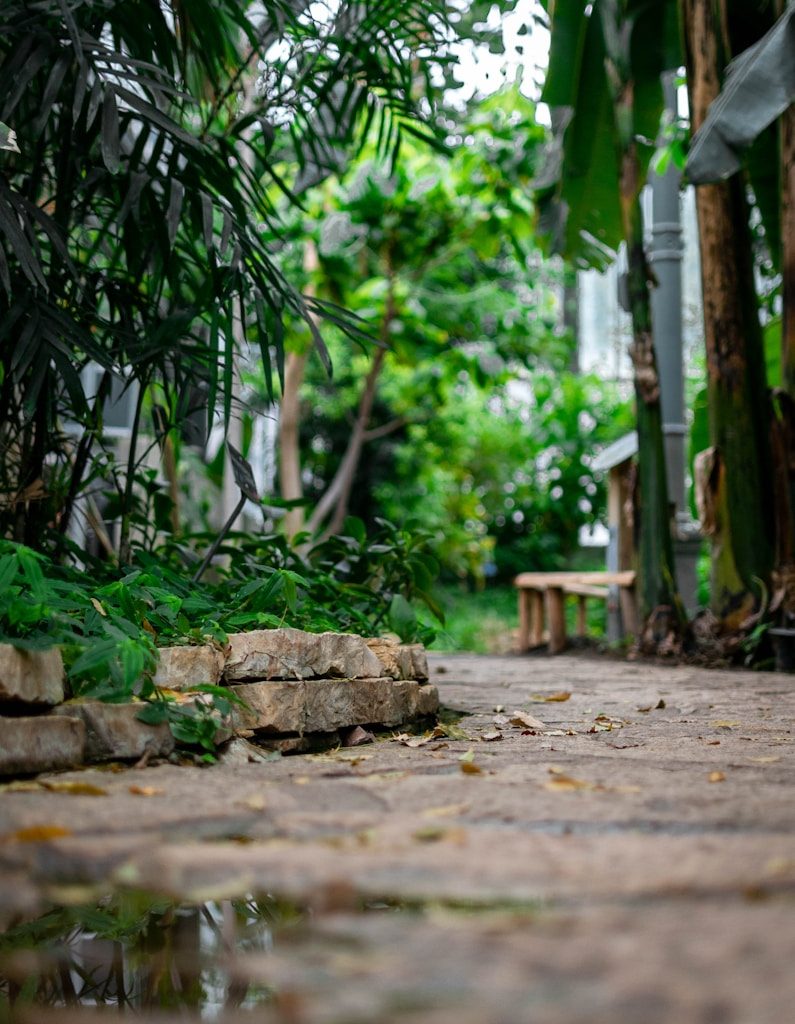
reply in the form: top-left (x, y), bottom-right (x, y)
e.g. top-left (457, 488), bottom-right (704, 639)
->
top-left (0, 892), bottom-right (303, 1018)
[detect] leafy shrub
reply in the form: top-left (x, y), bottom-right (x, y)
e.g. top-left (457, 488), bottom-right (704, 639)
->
top-left (0, 517), bottom-right (440, 750)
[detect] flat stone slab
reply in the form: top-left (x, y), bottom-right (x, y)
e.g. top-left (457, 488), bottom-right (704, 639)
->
top-left (153, 645), bottom-right (225, 691)
top-left (231, 677), bottom-right (440, 734)
top-left (1, 653), bottom-right (794, 1024)
top-left (0, 715), bottom-right (85, 775)
top-left (0, 644), bottom-right (64, 705)
top-left (51, 701), bottom-right (174, 762)
top-left (225, 628), bottom-right (384, 681)
top-left (365, 638), bottom-right (430, 680)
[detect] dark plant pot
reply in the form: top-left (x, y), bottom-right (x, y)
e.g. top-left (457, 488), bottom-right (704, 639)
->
top-left (768, 628), bottom-right (795, 673)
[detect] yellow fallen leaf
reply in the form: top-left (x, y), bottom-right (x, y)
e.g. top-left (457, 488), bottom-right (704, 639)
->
top-left (128, 785), bottom-right (162, 797)
top-left (711, 721), bottom-right (740, 729)
top-left (240, 794), bottom-right (267, 811)
top-left (7, 825), bottom-right (73, 843)
top-left (422, 802), bottom-right (470, 819)
top-left (708, 771), bottom-right (726, 783)
top-left (413, 826), bottom-right (467, 845)
top-left (460, 761), bottom-right (483, 775)
top-left (42, 781), bottom-right (108, 796)
top-left (533, 691), bottom-right (571, 703)
top-left (544, 768), bottom-right (596, 792)
top-left (1, 780), bottom-right (44, 793)
top-left (396, 732), bottom-right (434, 748)
top-left (294, 776), bottom-right (310, 785)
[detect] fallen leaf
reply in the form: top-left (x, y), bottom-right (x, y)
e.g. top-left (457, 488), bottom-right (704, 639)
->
top-left (422, 802), bottom-right (470, 818)
top-left (294, 776), bottom-right (310, 785)
top-left (413, 825), bottom-right (467, 844)
top-left (128, 785), bottom-right (162, 797)
top-left (433, 721), bottom-right (471, 741)
top-left (544, 767), bottom-right (597, 792)
top-left (7, 825), bottom-right (73, 843)
top-left (492, 714), bottom-right (510, 727)
top-left (711, 721), bottom-right (740, 729)
top-left (42, 781), bottom-right (108, 797)
top-left (1, 781), bottom-right (44, 793)
top-left (637, 699), bottom-right (666, 712)
top-left (542, 729), bottom-right (572, 737)
top-left (396, 732), bottom-right (434, 748)
top-left (460, 761), bottom-right (483, 775)
top-left (90, 597), bottom-right (107, 617)
top-left (493, 704), bottom-right (505, 713)
top-left (533, 691), bottom-right (571, 703)
top-left (459, 748), bottom-right (476, 763)
top-left (240, 794), bottom-right (267, 811)
top-left (544, 774), bottom-right (596, 792)
top-left (509, 711), bottom-right (547, 730)
top-left (480, 728), bottom-right (502, 742)
top-left (708, 771), bottom-right (726, 783)
top-left (748, 756), bottom-right (780, 764)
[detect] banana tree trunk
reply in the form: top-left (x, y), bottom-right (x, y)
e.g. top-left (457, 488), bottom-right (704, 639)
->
top-left (683, 0), bottom-right (774, 628)
top-left (599, 0), bottom-right (679, 625)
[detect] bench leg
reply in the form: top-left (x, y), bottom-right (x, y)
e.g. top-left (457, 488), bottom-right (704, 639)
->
top-left (576, 595), bottom-right (587, 638)
top-left (546, 586), bottom-right (567, 654)
top-left (619, 585), bottom-right (639, 636)
top-left (518, 589), bottom-right (532, 652)
top-left (530, 590), bottom-right (545, 647)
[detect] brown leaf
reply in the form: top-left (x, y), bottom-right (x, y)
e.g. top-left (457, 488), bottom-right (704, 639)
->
top-left (42, 781), bottom-right (108, 796)
top-left (711, 720), bottom-right (740, 729)
top-left (396, 732), bottom-right (434, 748)
top-left (480, 728), bottom-right (503, 742)
top-left (533, 691), bottom-right (571, 703)
top-left (509, 711), bottom-right (547, 731)
top-left (708, 771), bottom-right (726, 783)
top-left (128, 785), bottom-right (162, 797)
top-left (544, 767), bottom-right (596, 792)
top-left (90, 597), bottom-right (107, 617)
top-left (7, 825), bottom-right (73, 843)
top-left (460, 761), bottom-right (483, 775)
top-left (637, 699), bottom-right (666, 712)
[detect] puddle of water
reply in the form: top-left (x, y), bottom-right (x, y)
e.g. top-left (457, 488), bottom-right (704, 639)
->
top-left (0, 891), bottom-right (304, 1019)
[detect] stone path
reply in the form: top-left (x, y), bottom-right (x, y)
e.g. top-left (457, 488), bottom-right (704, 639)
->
top-left (1, 652), bottom-right (794, 1023)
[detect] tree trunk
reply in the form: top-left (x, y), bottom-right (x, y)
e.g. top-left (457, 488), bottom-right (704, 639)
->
top-left (306, 345), bottom-right (386, 538)
top-left (599, 0), bottom-right (679, 626)
top-left (278, 239), bottom-right (319, 539)
top-left (279, 349), bottom-right (309, 538)
top-left (683, 0), bottom-right (774, 628)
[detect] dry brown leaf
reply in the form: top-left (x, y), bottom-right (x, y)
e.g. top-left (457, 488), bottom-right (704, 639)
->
top-left (294, 776), bottom-right (310, 785)
top-left (7, 825), bottom-right (73, 843)
top-left (460, 761), bottom-right (483, 775)
top-left (480, 728), bottom-right (503, 742)
top-left (89, 597), bottom-right (107, 617)
top-left (509, 711), bottom-right (547, 731)
top-left (637, 699), bottom-right (666, 712)
top-left (533, 691), bottom-right (571, 703)
top-left (711, 721), bottom-right (740, 729)
top-left (396, 732), bottom-right (434, 748)
top-left (128, 785), bottom-right (162, 797)
top-left (708, 771), bottom-right (726, 783)
top-left (492, 714), bottom-right (510, 727)
top-left (42, 780), bottom-right (108, 796)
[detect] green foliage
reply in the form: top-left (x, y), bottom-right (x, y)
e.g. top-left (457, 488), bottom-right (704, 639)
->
top-left (0, 0), bottom-right (457, 547)
top-left (0, 518), bottom-right (439, 748)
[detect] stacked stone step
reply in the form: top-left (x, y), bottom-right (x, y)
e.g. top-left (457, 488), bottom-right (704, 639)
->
top-left (0, 630), bottom-right (438, 776)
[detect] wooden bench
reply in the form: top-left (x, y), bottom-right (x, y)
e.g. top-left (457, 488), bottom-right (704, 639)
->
top-left (514, 571), bottom-right (638, 654)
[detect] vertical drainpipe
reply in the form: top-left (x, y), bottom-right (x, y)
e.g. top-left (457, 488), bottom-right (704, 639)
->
top-left (649, 71), bottom-right (702, 612)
